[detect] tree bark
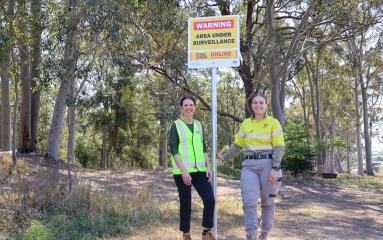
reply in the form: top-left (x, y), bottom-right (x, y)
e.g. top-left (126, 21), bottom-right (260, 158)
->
top-left (353, 78), bottom-right (364, 175)
top-left (353, 31), bottom-right (374, 175)
top-left (336, 152), bottom-right (343, 174)
top-left (45, 0), bottom-right (79, 161)
top-left (266, 0), bottom-right (284, 125)
top-left (346, 133), bottom-right (350, 173)
top-left (101, 124), bottom-right (108, 169)
top-left (360, 81), bottom-right (374, 175)
top-left (12, 76), bottom-right (19, 166)
top-left (0, 61), bottom-right (11, 151)
top-left (16, 0), bottom-right (32, 153)
top-left (305, 52), bottom-right (325, 170)
top-left (66, 73), bottom-right (76, 165)
top-left (158, 115), bottom-right (168, 168)
top-left (0, 0), bottom-right (15, 151)
top-left (30, 0), bottom-right (42, 153)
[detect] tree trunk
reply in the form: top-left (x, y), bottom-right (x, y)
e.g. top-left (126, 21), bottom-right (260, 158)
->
top-left (45, 0), bottom-right (78, 161)
top-left (30, 0), bottom-right (42, 153)
top-left (237, 0), bottom-right (257, 117)
top-left (16, 0), bottom-right (32, 153)
top-left (12, 77), bottom-right (19, 166)
top-left (305, 53), bottom-right (324, 170)
top-left (66, 75), bottom-right (76, 165)
top-left (158, 116), bottom-right (168, 168)
top-left (353, 78), bottom-right (364, 175)
top-left (266, 0), bottom-right (284, 126)
top-left (0, 60), bottom-right (11, 151)
top-left (67, 102), bottom-right (74, 191)
top-left (326, 120), bottom-right (336, 174)
top-left (0, 0), bottom-right (15, 151)
top-left (336, 151), bottom-right (343, 174)
top-left (360, 84), bottom-right (373, 175)
top-left (101, 124), bottom-right (108, 169)
top-left (346, 133), bottom-right (350, 173)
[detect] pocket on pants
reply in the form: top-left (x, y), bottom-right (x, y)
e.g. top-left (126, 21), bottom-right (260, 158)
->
top-left (269, 170), bottom-right (282, 197)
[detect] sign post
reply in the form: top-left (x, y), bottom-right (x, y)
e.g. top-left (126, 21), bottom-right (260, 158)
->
top-left (188, 15), bottom-right (240, 239)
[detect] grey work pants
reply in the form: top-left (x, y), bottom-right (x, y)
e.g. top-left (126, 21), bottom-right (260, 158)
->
top-left (240, 159), bottom-right (282, 237)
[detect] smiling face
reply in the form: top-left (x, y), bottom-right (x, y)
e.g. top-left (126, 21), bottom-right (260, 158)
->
top-left (181, 98), bottom-right (196, 118)
top-left (250, 95), bottom-right (267, 117)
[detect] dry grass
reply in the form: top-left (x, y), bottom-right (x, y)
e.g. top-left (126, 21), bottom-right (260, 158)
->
top-left (0, 155), bottom-right (30, 182)
top-left (0, 162), bottom-right (164, 239)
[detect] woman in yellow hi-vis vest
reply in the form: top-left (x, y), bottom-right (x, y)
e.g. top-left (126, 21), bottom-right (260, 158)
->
top-left (217, 92), bottom-right (285, 240)
top-left (169, 96), bottom-right (215, 240)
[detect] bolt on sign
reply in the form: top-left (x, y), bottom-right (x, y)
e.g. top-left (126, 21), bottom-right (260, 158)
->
top-left (188, 15), bottom-right (240, 69)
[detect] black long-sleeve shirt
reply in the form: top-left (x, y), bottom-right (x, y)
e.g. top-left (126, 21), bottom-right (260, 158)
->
top-left (168, 120), bottom-right (208, 156)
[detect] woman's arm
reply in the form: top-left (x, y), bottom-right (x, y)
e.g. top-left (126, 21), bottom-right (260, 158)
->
top-left (220, 143), bottom-right (242, 160)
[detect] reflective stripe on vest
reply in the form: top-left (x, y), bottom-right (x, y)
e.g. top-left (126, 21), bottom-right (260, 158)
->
top-left (244, 145), bottom-right (273, 151)
top-left (172, 119), bottom-right (206, 174)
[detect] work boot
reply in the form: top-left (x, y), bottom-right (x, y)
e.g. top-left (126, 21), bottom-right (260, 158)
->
top-left (246, 231), bottom-right (256, 240)
top-left (258, 230), bottom-right (268, 240)
top-left (201, 230), bottom-right (215, 240)
top-left (183, 232), bottom-right (192, 240)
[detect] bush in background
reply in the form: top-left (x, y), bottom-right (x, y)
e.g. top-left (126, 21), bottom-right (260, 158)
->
top-left (282, 121), bottom-right (315, 175)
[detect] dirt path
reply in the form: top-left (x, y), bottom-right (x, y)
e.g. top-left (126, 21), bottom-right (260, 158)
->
top-left (73, 169), bottom-right (383, 240)
top-left (2, 158), bottom-right (382, 239)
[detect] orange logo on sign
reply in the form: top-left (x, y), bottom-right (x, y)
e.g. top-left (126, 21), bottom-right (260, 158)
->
top-left (211, 51), bottom-right (232, 58)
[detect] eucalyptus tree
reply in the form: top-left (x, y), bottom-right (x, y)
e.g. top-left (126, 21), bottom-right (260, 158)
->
top-left (0, 0), bottom-right (15, 151)
top-left (45, 0), bottom-right (79, 161)
top-left (344, 1), bottom-right (383, 175)
top-left (16, 0), bottom-right (33, 153)
top-left (214, 0), bottom-right (372, 126)
top-left (30, 0), bottom-right (43, 152)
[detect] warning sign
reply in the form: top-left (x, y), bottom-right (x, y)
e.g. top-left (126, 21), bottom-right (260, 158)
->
top-left (188, 15), bottom-right (240, 69)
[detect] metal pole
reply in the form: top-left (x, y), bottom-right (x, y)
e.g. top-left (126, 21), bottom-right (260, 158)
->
top-left (211, 67), bottom-right (218, 238)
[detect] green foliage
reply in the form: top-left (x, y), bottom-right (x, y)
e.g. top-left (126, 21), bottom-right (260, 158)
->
top-left (282, 121), bottom-right (315, 174)
top-left (217, 165), bottom-right (241, 180)
top-left (20, 220), bottom-right (51, 240)
top-left (75, 140), bottom-right (100, 168)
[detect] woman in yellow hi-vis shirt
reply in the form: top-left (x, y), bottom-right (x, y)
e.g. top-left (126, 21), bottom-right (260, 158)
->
top-left (217, 92), bottom-right (285, 240)
top-left (169, 96), bottom-right (215, 240)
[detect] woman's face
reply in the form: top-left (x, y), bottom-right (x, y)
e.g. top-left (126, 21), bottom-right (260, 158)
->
top-left (251, 96), bottom-right (267, 116)
top-left (181, 99), bottom-right (196, 118)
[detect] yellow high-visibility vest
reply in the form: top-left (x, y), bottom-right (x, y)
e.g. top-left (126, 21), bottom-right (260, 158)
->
top-left (171, 119), bottom-right (207, 175)
top-left (234, 116), bottom-right (285, 152)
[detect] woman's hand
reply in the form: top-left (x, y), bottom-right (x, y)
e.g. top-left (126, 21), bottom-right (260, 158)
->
top-left (268, 169), bottom-right (278, 185)
top-left (182, 171), bottom-right (192, 186)
top-left (206, 168), bottom-right (213, 183)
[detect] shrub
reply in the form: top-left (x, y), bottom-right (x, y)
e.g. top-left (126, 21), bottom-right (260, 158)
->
top-left (75, 141), bottom-right (100, 168)
top-left (282, 121), bottom-right (315, 174)
top-left (21, 220), bottom-right (51, 240)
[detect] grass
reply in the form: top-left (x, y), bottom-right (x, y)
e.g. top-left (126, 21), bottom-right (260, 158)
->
top-left (2, 186), bottom-right (164, 240)
top-left (217, 165), bottom-right (241, 180)
top-left (319, 173), bottom-right (383, 189)
top-left (217, 163), bottom-right (383, 191)
top-left (0, 155), bottom-right (30, 182)
top-left (0, 162), bottom-right (165, 240)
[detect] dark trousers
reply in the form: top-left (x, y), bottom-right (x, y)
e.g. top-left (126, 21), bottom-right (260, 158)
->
top-left (173, 171), bottom-right (215, 233)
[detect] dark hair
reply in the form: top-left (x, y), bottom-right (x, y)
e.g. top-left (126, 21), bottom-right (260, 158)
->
top-left (180, 96), bottom-right (196, 107)
top-left (246, 92), bottom-right (268, 117)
